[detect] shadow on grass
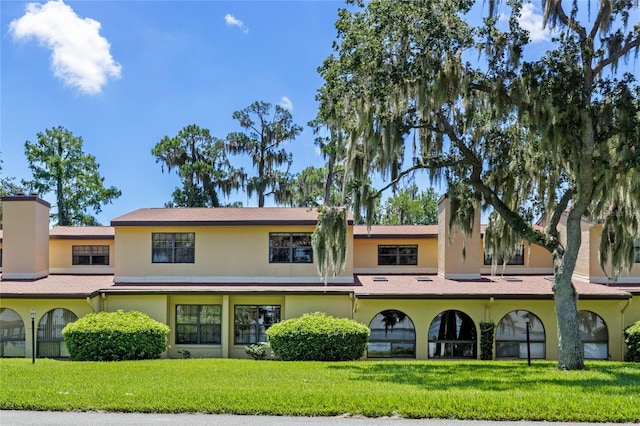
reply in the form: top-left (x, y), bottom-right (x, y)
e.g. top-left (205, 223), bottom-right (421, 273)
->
top-left (327, 361), bottom-right (640, 394)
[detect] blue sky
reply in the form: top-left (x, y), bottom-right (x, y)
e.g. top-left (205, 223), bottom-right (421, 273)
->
top-left (1, 0), bottom-right (352, 224)
top-left (0, 1), bottom-right (571, 225)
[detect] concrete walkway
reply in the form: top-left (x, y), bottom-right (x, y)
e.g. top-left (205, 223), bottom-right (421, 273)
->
top-left (1, 411), bottom-right (635, 426)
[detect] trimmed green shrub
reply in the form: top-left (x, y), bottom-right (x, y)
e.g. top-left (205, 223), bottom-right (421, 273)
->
top-left (624, 320), bottom-right (640, 362)
top-left (266, 312), bottom-right (369, 361)
top-left (480, 321), bottom-right (495, 360)
top-left (62, 310), bottom-right (170, 361)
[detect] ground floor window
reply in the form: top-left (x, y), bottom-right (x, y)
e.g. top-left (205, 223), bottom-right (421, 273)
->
top-left (579, 310), bottom-right (608, 359)
top-left (428, 310), bottom-right (477, 358)
top-left (0, 308), bottom-right (25, 357)
top-left (176, 305), bottom-right (222, 344)
top-left (368, 310), bottom-right (416, 358)
top-left (234, 305), bottom-right (281, 345)
top-left (37, 308), bottom-right (77, 358)
top-left (496, 310), bottom-right (546, 359)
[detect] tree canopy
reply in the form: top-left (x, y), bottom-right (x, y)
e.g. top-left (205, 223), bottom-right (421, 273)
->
top-left (378, 184), bottom-right (439, 225)
top-left (22, 126), bottom-right (121, 226)
top-left (316, 0), bottom-right (640, 369)
top-left (152, 124), bottom-right (244, 207)
top-left (226, 101), bottom-right (303, 207)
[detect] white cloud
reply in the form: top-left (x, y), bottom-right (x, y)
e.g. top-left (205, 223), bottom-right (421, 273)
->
top-left (224, 14), bottom-right (248, 33)
top-left (9, 0), bottom-right (122, 95)
top-left (279, 96), bottom-right (293, 111)
top-left (518, 3), bottom-right (552, 42)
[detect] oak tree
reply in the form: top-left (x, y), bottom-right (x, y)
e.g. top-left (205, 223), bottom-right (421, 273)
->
top-left (316, 0), bottom-right (640, 369)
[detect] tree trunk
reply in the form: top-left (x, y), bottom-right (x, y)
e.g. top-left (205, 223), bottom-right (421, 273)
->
top-left (552, 212), bottom-right (585, 370)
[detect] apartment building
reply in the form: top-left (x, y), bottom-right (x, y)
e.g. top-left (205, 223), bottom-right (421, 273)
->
top-left (1, 194), bottom-right (638, 360)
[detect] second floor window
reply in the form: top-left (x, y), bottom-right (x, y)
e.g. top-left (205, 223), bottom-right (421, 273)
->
top-left (484, 245), bottom-right (525, 266)
top-left (269, 233), bottom-right (313, 263)
top-left (378, 245), bottom-right (418, 266)
top-left (152, 233), bottom-right (195, 263)
top-left (72, 245), bottom-right (109, 265)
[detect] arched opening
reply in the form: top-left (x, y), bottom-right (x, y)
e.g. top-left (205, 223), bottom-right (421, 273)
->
top-left (0, 308), bottom-right (25, 357)
top-left (37, 308), bottom-right (78, 358)
top-left (428, 310), bottom-right (477, 358)
top-left (578, 310), bottom-right (608, 359)
top-left (496, 310), bottom-right (546, 359)
top-left (368, 310), bottom-right (416, 358)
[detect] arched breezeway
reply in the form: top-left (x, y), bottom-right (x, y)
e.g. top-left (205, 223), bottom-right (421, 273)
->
top-left (0, 308), bottom-right (25, 357)
top-left (579, 310), bottom-right (609, 359)
top-left (496, 310), bottom-right (546, 359)
top-left (428, 310), bottom-right (477, 359)
top-left (368, 309), bottom-right (416, 358)
top-left (37, 308), bottom-right (78, 358)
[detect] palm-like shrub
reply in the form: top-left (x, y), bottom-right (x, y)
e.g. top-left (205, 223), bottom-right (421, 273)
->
top-left (62, 310), bottom-right (170, 361)
top-left (267, 312), bottom-right (369, 361)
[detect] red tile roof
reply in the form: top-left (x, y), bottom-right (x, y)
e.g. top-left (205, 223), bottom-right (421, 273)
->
top-left (0, 274), bottom-right (632, 300)
top-left (0, 274), bottom-right (114, 298)
top-left (354, 274), bottom-right (632, 299)
top-left (49, 226), bottom-right (114, 239)
top-left (110, 207), bottom-right (354, 226)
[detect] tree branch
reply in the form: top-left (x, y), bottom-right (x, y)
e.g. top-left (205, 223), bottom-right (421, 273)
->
top-left (593, 35), bottom-right (640, 75)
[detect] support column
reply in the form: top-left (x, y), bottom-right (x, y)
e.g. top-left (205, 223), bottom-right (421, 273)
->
top-left (222, 295), bottom-right (230, 358)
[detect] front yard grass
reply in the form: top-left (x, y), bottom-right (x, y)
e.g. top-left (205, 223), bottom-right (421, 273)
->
top-left (1, 358), bottom-right (638, 422)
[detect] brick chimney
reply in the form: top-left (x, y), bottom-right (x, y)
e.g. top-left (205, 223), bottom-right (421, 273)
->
top-left (1, 193), bottom-right (50, 280)
top-left (437, 194), bottom-right (482, 279)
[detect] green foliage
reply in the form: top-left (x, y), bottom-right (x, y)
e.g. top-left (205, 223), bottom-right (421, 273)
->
top-left (267, 312), bottom-right (369, 361)
top-left (245, 343), bottom-right (271, 360)
top-left (62, 310), bottom-right (170, 361)
top-left (317, 0), bottom-right (640, 370)
top-left (479, 321), bottom-right (495, 361)
top-left (22, 126), bottom-right (121, 226)
top-left (312, 205), bottom-right (348, 282)
top-left (288, 165), bottom-right (345, 208)
top-left (379, 184), bottom-right (439, 225)
top-left (624, 321), bottom-right (640, 362)
top-left (1, 359), bottom-right (639, 421)
top-left (152, 124), bottom-right (244, 207)
top-left (177, 350), bottom-right (191, 359)
top-left (226, 101), bottom-right (303, 207)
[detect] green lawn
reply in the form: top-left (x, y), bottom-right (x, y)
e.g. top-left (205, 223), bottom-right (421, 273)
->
top-left (1, 358), bottom-right (638, 422)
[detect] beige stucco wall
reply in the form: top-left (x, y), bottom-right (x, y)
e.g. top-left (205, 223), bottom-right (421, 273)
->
top-left (481, 242), bottom-right (553, 275)
top-left (49, 239), bottom-right (115, 274)
top-left (114, 225), bottom-right (354, 284)
top-left (2, 198), bottom-right (49, 280)
top-left (104, 294), bottom-right (169, 324)
top-left (587, 224), bottom-right (640, 283)
top-left (283, 294), bottom-right (353, 319)
top-left (437, 197), bottom-right (482, 279)
top-left (353, 237), bottom-right (438, 274)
